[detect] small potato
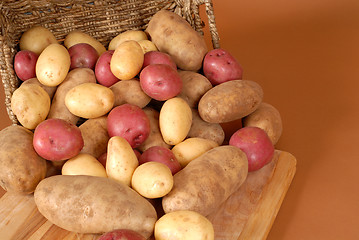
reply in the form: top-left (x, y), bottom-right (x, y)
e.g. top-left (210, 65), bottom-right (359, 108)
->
top-left (142, 51), bottom-right (177, 70)
top-left (47, 68), bottom-right (96, 124)
top-left (21, 77), bottom-right (57, 99)
top-left (64, 30), bottom-right (106, 56)
top-left (110, 79), bottom-right (151, 108)
top-left (198, 80), bottom-right (263, 123)
top-left (146, 10), bottom-right (208, 71)
top-left (0, 125), bottom-right (47, 194)
top-left (79, 116), bottom-right (109, 159)
top-left (68, 43), bottom-right (99, 70)
top-left (34, 175), bottom-right (157, 238)
top-left (243, 102), bottom-right (283, 145)
top-left (138, 39), bottom-right (158, 53)
top-left (19, 26), bottom-right (58, 55)
top-left (107, 136), bottom-right (139, 186)
top-left (155, 210), bottom-right (214, 240)
top-left (132, 162), bottom-right (173, 199)
top-left (108, 30), bottom-right (148, 50)
top-left (62, 153), bottom-right (107, 177)
top-left (11, 83), bottom-right (50, 129)
top-left (171, 137), bottom-right (218, 167)
top-left (36, 43), bottom-right (71, 87)
top-left (162, 145), bottom-right (248, 216)
top-left (65, 82), bottom-right (114, 119)
top-left (95, 50), bottom-right (119, 87)
top-left (110, 40), bottom-right (144, 80)
top-left (177, 70), bottom-right (212, 108)
top-left (159, 97), bottom-right (192, 145)
top-left (187, 108), bottom-right (225, 145)
top-left (14, 50), bottom-right (38, 81)
top-left (138, 107), bottom-right (170, 152)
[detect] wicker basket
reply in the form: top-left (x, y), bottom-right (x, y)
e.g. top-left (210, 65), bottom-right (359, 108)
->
top-left (0, 0), bottom-right (220, 125)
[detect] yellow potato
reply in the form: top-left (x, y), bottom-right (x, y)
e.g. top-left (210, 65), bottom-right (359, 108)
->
top-left (155, 210), bottom-right (214, 240)
top-left (35, 43), bottom-right (71, 87)
top-left (138, 39), bottom-right (158, 53)
top-left (106, 136), bottom-right (139, 186)
top-left (131, 162), bottom-right (173, 199)
top-left (65, 83), bottom-right (114, 119)
top-left (171, 137), bottom-right (218, 167)
top-left (110, 40), bottom-right (144, 80)
top-left (108, 30), bottom-right (148, 50)
top-left (62, 153), bottom-right (107, 177)
top-left (159, 97), bottom-right (192, 145)
top-left (11, 84), bottom-right (50, 129)
top-left (19, 26), bottom-right (58, 55)
top-left (21, 77), bottom-right (57, 99)
top-left (64, 30), bottom-right (106, 56)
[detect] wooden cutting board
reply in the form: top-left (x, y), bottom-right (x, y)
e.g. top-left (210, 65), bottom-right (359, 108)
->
top-left (0, 150), bottom-right (296, 240)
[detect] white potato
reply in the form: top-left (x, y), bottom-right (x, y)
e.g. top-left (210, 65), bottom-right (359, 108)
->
top-left (35, 43), bottom-right (70, 87)
top-left (19, 26), bottom-right (58, 55)
top-left (62, 153), bottom-right (107, 177)
top-left (65, 83), bottom-right (114, 119)
top-left (155, 210), bottom-right (214, 240)
top-left (159, 97), bottom-right (192, 145)
top-left (106, 136), bottom-right (138, 186)
top-left (11, 84), bottom-right (50, 129)
top-left (108, 30), bottom-right (148, 50)
top-left (131, 162), bottom-right (173, 199)
top-left (171, 137), bottom-right (218, 167)
top-left (64, 30), bottom-right (106, 56)
top-left (138, 39), bottom-right (158, 53)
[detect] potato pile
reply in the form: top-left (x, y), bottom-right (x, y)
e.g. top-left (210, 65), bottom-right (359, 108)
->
top-left (0, 10), bottom-right (283, 240)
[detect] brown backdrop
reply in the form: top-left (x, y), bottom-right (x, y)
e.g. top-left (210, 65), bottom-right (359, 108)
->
top-left (1, 0), bottom-right (359, 239)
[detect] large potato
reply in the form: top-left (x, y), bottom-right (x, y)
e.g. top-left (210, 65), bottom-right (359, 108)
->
top-left (79, 116), bottom-right (109, 159)
top-left (146, 10), bottom-right (208, 71)
top-left (177, 70), bottom-right (212, 108)
top-left (162, 145), bottom-right (248, 216)
top-left (11, 83), bottom-right (50, 129)
top-left (159, 97), bottom-right (192, 145)
top-left (110, 40), bottom-right (144, 80)
top-left (65, 82), bottom-right (114, 119)
top-left (138, 107), bottom-right (170, 152)
top-left (155, 210), bottom-right (214, 240)
top-left (108, 30), bottom-right (148, 50)
top-left (19, 26), bottom-right (58, 55)
top-left (47, 68), bottom-right (96, 124)
top-left (198, 80), bottom-right (263, 123)
top-left (0, 125), bottom-right (47, 194)
top-left (34, 175), bottom-right (157, 238)
top-left (187, 108), bottom-right (225, 145)
top-left (64, 30), bottom-right (106, 56)
top-left (36, 43), bottom-right (71, 87)
top-left (110, 79), bottom-right (151, 108)
top-left (243, 102), bottom-right (283, 145)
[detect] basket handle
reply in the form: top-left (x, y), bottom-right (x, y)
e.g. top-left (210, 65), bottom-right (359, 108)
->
top-left (174, 0), bottom-right (220, 49)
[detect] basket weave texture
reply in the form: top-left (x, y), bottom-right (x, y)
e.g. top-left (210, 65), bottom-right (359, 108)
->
top-left (0, 0), bottom-right (219, 125)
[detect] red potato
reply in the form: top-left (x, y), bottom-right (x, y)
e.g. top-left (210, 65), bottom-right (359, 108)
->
top-left (203, 48), bottom-right (243, 85)
top-left (107, 104), bottom-right (150, 148)
top-left (33, 118), bottom-right (84, 161)
top-left (142, 51), bottom-right (177, 70)
top-left (95, 50), bottom-right (120, 87)
top-left (229, 126), bottom-right (274, 172)
top-left (140, 64), bottom-right (182, 101)
top-left (98, 229), bottom-right (146, 240)
top-left (14, 50), bottom-right (38, 81)
top-left (68, 43), bottom-right (99, 70)
top-left (139, 146), bottom-right (181, 175)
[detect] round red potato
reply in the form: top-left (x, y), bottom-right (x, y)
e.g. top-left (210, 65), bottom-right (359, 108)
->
top-left (14, 50), bottom-right (38, 81)
top-left (33, 118), bottom-right (84, 161)
top-left (140, 64), bottom-right (182, 101)
top-left (98, 229), bottom-right (146, 240)
top-left (203, 48), bottom-right (243, 85)
top-left (139, 146), bottom-right (181, 175)
top-left (68, 43), bottom-right (99, 70)
top-left (142, 51), bottom-right (177, 70)
top-left (107, 104), bottom-right (150, 148)
top-left (229, 126), bottom-right (274, 172)
top-left (95, 50), bottom-right (120, 87)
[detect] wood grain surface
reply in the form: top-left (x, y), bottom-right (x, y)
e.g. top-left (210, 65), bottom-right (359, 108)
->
top-left (0, 150), bottom-right (296, 240)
